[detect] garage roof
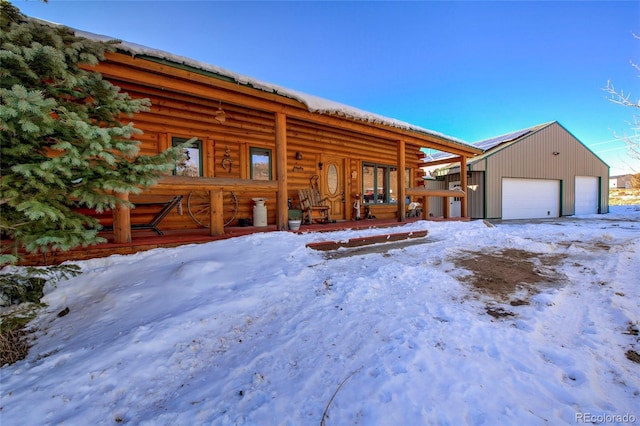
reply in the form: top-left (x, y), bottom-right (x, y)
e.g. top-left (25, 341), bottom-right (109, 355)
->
top-left (424, 122), bottom-right (553, 165)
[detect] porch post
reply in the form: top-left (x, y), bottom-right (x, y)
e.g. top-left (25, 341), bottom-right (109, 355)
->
top-left (275, 112), bottom-right (288, 230)
top-left (113, 191), bottom-right (131, 244)
top-left (397, 139), bottom-right (406, 222)
top-left (158, 133), bottom-right (170, 152)
top-left (421, 196), bottom-right (429, 220)
top-left (443, 195), bottom-right (450, 218)
top-left (209, 189), bottom-right (224, 236)
top-left (460, 155), bottom-right (468, 218)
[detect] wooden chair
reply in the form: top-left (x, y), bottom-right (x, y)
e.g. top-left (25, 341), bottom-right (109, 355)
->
top-left (298, 175), bottom-right (330, 224)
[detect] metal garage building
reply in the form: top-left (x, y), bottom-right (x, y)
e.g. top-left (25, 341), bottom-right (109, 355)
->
top-left (425, 121), bottom-right (609, 219)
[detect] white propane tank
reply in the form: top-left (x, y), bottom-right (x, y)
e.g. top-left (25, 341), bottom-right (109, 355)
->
top-left (252, 198), bottom-right (268, 227)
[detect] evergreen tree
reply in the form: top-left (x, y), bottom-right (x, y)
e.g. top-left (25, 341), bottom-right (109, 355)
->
top-left (0, 2), bottom-right (188, 264)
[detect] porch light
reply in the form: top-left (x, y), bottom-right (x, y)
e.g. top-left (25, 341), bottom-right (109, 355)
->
top-left (552, 151), bottom-right (560, 156)
top-left (295, 151), bottom-right (303, 160)
top-left (318, 161), bottom-right (324, 170)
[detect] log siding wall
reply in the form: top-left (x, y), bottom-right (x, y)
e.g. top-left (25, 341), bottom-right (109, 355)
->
top-left (94, 52), bottom-right (443, 227)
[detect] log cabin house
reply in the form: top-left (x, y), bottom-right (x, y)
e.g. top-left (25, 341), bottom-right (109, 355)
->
top-left (75, 28), bottom-right (482, 245)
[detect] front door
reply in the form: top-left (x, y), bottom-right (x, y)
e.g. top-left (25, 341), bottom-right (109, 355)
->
top-left (322, 155), bottom-right (346, 220)
top-left (449, 181), bottom-right (462, 218)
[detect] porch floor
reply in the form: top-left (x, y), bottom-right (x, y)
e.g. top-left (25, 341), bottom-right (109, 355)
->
top-left (17, 216), bottom-right (469, 266)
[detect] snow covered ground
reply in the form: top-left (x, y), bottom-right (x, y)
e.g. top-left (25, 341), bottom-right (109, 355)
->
top-left (1, 207), bottom-right (639, 425)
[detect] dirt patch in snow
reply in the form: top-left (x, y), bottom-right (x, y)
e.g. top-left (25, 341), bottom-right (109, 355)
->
top-left (454, 248), bottom-right (567, 305)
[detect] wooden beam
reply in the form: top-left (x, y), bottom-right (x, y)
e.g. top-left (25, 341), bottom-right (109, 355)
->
top-left (204, 137), bottom-right (215, 177)
top-left (460, 155), bottom-right (468, 218)
top-left (239, 142), bottom-right (248, 179)
top-left (113, 192), bottom-right (131, 243)
top-left (154, 176), bottom-right (278, 193)
top-left (421, 156), bottom-right (462, 167)
top-left (158, 132), bottom-right (169, 153)
top-left (397, 139), bottom-right (406, 222)
top-left (209, 190), bottom-right (224, 236)
top-left (406, 188), bottom-right (466, 197)
top-left (421, 196), bottom-right (430, 220)
top-left (102, 52), bottom-right (304, 109)
top-left (275, 112), bottom-right (288, 230)
top-left (443, 196), bottom-right (450, 219)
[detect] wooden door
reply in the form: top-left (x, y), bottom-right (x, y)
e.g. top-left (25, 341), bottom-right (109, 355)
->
top-left (322, 155), bottom-right (346, 220)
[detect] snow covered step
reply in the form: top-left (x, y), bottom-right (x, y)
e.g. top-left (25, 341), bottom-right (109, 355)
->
top-left (306, 230), bottom-right (428, 251)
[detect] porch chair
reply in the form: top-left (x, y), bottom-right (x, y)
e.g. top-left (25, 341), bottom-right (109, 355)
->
top-left (298, 175), bottom-right (331, 224)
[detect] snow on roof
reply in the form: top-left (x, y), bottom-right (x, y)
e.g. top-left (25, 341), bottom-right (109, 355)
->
top-left (473, 128), bottom-right (533, 151)
top-left (35, 20), bottom-right (475, 150)
top-left (472, 122), bottom-right (554, 151)
top-left (423, 150), bottom-right (457, 163)
top-left (422, 122), bottom-right (554, 165)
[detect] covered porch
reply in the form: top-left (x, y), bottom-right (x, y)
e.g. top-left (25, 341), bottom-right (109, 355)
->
top-left (89, 50), bottom-right (482, 247)
top-left (105, 176), bottom-right (471, 242)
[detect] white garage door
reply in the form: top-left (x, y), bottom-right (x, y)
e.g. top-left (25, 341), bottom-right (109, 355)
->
top-left (502, 178), bottom-right (560, 219)
top-left (575, 176), bottom-right (599, 215)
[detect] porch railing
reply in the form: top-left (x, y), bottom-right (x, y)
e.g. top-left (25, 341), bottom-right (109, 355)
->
top-left (406, 187), bottom-right (467, 219)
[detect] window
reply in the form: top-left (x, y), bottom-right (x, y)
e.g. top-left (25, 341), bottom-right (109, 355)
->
top-left (250, 147), bottom-right (272, 180)
top-left (389, 167), bottom-right (398, 203)
top-left (363, 163), bottom-right (387, 204)
top-left (172, 137), bottom-right (202, 177)
top-left (363, 163), bottom-right (411, 204)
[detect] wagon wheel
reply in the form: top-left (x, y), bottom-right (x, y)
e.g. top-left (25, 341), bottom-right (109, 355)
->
top-left (187, 190), bottom-right (238, 227)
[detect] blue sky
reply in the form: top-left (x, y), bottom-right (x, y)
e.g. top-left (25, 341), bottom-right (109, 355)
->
top-left (11, 0), bottom-right (640, 175)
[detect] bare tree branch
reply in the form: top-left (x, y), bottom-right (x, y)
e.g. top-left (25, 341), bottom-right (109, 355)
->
top-left (605, 32), bottom-right (640, 163)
